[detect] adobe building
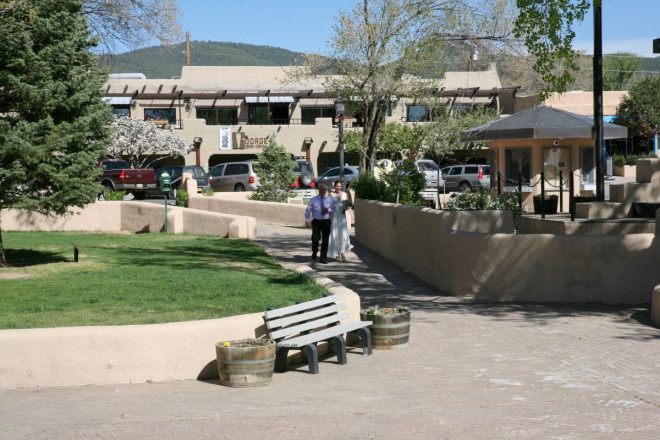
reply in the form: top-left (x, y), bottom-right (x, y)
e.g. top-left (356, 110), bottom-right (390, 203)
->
top-left (103, 65), bottom-right (519, 175)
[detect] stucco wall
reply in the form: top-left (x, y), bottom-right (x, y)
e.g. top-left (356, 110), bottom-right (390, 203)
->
top-left (188, 195), bottom-right (307, 227)
top-left (0, 269), bottom-right (363, 390)
top-left (2, 201), bottom-right (256, 239)
top-left (355, 199), bottom-right (660, 304)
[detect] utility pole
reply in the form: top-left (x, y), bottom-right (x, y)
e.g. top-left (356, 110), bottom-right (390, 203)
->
top-left (593, 4), bottom-right (605, 201)
top-left (186, 31), bottom-right (191, 66)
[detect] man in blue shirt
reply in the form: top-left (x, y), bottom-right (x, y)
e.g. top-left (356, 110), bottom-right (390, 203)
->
top-left (305, 183), bottom-right (336, 264)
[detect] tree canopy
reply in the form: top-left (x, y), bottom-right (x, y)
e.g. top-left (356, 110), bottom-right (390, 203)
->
top-left (603, 52), bottom-right (643, 91)
top-left (0, 0), bottom-right (111, 265)
top-left (617, 76), bottom-right (660, 138)
top-left (289, 0), bottom-right (517, 171)
top-left (107, 117), bottom-right (193, 169)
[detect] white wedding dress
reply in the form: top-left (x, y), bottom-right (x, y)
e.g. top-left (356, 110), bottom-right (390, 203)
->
top-left (327, 191), bottom-right (353, 259)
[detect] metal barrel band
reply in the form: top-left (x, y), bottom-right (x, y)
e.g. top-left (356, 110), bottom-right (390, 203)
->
top-left (372, 332), bottom-right (410, 340)
top-left (219, 356), bottom-right (276, 365)
top-left (370, 322), bottom-right (410, 329)
top-left (218, 367), bottom-right (274, 375)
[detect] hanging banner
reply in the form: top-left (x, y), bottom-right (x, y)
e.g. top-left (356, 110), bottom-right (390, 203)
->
top-left (220, 127), bottom-right (232, 150)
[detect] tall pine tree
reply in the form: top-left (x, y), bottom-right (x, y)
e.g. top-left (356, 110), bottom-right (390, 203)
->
top-left (0, 0), bottom-right (111, 265)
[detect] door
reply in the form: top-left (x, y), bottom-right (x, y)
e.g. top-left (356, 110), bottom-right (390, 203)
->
top-left (580, 146), bottom-right (595, 191)
top-left (209, 164), bottom-right (226, 191)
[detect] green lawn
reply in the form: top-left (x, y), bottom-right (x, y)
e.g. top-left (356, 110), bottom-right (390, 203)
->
top-left (0, 231), bottom-right (325, 329)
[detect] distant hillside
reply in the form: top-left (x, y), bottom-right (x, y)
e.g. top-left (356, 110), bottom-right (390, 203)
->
top-left (99, 41), bottom-right (306, 79)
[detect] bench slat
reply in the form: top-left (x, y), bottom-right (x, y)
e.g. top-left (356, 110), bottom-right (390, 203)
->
top-left (265, 303), bottom-right (347, 330)
top-left (269, 312), bottom-right (349, 340)
top-left (264, 294), bottom-right (344, 319)
top-left (277, 321), bottom-right (373, 348)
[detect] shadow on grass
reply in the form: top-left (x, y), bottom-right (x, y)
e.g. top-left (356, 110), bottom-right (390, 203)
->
top-left (4, 249), bottom-right (69, 267)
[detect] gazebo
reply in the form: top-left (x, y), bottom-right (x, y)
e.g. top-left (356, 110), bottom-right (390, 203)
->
top-left (460, 106), bottom-right (628, 211)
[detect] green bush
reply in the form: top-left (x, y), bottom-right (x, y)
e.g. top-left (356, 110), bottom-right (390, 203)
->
top-left (105, 190), bottom-right (126, 201)
top-left (533, 193), bottom-right (558, 201)
top-left (352, 171), bottom-right (387, 201)
top-left (446, 188), bottom-right (522, 217)
top-left (176, 190), bottom-right (189, 207)
top-left (612, 153), bottom-right (657, 167)
top-left (202, 189), bottom-right (214, 197)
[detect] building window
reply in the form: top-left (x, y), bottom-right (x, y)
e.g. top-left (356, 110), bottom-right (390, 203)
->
top-left (301, 107), bottom-right (335, 125)
top-left (248, 105), bottom-right (269, 124)
top-left (505, 148), bottom-right (531, 185)
top-left (111, 107), bottom-right (130, 118)
top-left (144, 108), bottom-right (176, 124)
top-left (407, 105), bottom-right (428, 122)
top-left (543, 147), bottom-right (571, 188)
top-left (580, 146), bottom-right (595, 185)
top-left (197, 108), bottom-right (238, 125)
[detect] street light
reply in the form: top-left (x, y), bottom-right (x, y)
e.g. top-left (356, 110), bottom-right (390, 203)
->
top-left (335, 93), bottom-right (346, 182)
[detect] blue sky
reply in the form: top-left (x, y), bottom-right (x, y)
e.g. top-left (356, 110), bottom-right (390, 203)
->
top-left (177, 0), bottom-right (659, 57)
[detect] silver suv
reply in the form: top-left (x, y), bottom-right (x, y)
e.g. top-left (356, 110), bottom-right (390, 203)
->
top-left (440, 164), bottom-right (490, 191)
top-left (394, 159), bottom-right (444, 188)
top-left (208, 161), bottom-right (260, 192)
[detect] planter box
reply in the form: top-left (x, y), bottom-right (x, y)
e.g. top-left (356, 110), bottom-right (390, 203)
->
top-left (215, 338), bottom-right (275, 387)
top-left (614, 165), bottom-right (636, 178)
top-left (360, 309), bottom-right (411, 349)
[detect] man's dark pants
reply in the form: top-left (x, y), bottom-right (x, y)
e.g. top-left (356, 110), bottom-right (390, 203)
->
top-left (311, 218), bottom-right (331, 260)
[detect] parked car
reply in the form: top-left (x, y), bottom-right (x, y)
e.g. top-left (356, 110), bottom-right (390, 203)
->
top-left (98, 159), bottom-right (157, 200)
top-left (290, 158), bottom-right (316, 189)
top-left (440, 164), bottom-right (490, 191)
top-left (153, 165), bottom-right (211, 197)
top-left (315, 165), bottom-right (360, 189)
top-left (208, 161), bottom-right (260, 192)
top-left (394, 159), bottom-right (444, 188)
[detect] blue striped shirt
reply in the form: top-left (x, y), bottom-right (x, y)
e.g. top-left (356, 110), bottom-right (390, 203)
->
top-left (305, 195), bottom-right (335, 222)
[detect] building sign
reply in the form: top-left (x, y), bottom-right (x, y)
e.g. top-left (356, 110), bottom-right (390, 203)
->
top-left (220, 127), bottom-right (232, 150)
top-left (244, 137), bottom-right (269, 148)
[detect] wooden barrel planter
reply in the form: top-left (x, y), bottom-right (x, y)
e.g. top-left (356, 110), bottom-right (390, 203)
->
top-left (215, 338), bottom-right (275, 387)
top-left (360, 309), bottom-right (411, 350)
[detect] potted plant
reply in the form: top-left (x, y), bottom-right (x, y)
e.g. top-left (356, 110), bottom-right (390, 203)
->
top-left (360, 306), bottom-right (411, 349)
top-left (533, 193), bottom-right (558, 214)
top-left (215, 338), bottom-right (275, 387)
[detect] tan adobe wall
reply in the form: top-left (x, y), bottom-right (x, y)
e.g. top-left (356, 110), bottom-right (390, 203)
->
top-left (188, 195), bottom-right (307, 227)
top-left (2, 201), bottom-right (256, 239)
top-left (355, 199), bottom-right (660, 304)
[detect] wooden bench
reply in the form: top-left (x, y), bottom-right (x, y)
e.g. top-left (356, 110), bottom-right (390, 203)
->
top-left (263, 294), bottom-right (372, 374)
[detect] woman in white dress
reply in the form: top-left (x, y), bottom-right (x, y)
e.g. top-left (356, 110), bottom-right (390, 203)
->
top-left (327, 180), bottom-right (353, 261)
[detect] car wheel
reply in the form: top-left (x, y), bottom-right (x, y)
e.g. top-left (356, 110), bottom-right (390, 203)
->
top-left (101, 182), bottom-right (114, 200)
top-left (133, 191), bottom-right (145, 200)
top-left (459, 182), bottom-right (471, 191)
top-left (300, 171), bottom-right (313, 188)
top-left (234, 183), bottom-right (245, 192)
top-left (167, 189), bottom-right (177, 200)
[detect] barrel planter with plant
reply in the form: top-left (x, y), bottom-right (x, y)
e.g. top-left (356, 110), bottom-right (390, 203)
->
top-left (360, 306), bottom-right (411, 349)
top-left (215, 338), bottom-right (275, 387)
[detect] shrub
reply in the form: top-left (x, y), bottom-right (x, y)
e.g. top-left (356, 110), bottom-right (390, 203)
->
top-left (533, 193), bottom-right (558, 201)
top-left (202, 189), bottom-right (214, 197)
top-left (352, 171), bottom-right (387, 201)
top-left (176, 190), bottom-right (189, 207)
top-left (446, 188), bottom-right (522, 217)
top-left (612, 153), bottom-right (657, 167)
top-left (105, 190), bottom-right (126, 201)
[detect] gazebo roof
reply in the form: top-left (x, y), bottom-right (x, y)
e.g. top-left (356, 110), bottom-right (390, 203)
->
top-left (460, 106), bottom-right (628, 142)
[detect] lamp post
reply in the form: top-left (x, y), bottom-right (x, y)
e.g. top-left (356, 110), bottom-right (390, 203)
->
top-left (335, 94), bottom-right (346, 182)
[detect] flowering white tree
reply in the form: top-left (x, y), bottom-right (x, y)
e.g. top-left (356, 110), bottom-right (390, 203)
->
top-left (107, 117), bottom-right (193, 168)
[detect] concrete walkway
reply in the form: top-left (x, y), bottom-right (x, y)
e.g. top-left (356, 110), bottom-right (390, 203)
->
top-left (2, 222), bottom-right (660, 439)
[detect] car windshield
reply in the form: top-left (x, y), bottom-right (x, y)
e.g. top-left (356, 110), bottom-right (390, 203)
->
top-left (417, 161), bottom-right (438, 171)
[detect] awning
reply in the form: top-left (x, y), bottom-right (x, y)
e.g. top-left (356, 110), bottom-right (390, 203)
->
top-left (244, 96), bottom-right (295, 104)
top-left (102, 97), bottom-right (133, 106)
top-left (460, 106), bottom-right (628, 142)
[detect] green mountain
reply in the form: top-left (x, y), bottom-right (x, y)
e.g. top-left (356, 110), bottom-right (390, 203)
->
top-left (99, 41), bottom-right (305, 79)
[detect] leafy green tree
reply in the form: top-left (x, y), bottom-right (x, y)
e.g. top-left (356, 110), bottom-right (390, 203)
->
top-left (290, 0), bottom-right (517, 171)
top-left (251, 137), bottom-right (296, 203)
top-left (0, 0), bottom-right (111, 266)
top-left (378, 123), bottom-right (427, 159)
top-left (603, 52), bottom-right (642, 91)
top-left (617, 76), bottom-right (660, 138)
top-left (514, 0), bottom-right (594, 99)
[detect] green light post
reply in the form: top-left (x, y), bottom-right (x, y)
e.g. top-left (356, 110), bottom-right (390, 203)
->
top-left (160, 172), bottom-right (172, 233)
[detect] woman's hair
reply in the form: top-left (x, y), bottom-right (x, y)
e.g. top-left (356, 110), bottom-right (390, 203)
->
top-left (333, 180), bottom-right (342, 188)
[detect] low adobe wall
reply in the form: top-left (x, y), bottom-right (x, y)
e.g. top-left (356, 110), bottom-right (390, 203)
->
top-left (189, 195), bottom-right (306, 227)
top-left (355, 199), bottom-right (660, 304)
top-left (0, 268), bottom-right (362, 390)
top-left (2, 201), bottom-right (256, 239)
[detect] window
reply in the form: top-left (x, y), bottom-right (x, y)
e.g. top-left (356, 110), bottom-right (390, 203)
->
top-left (505, 148), bottom-right (531, 185)
top-left (464, 166), bottom-right (479, 174)
top-left (407, 105), bottom-right (428, 122)
top-left (449, 167), bottom-right (462, 176)
top-left (112, 107), bottom-right (130, 118)
top-left (543, 147), bottom-right (570, 188)
top-left (209, 165), bottom-right (225, 177)
top-left (248, 105), bottom-right (268, 125)
top-left (301, 107), bottom-right (335, 125)
top-left (144, 108), bottom-right (176, 124)
top-left (225, 163), bottom-right (249, 176)
top-left (197, 108), bottom-right (238, 125)
top-left (580, 146), bottom-right (595, 185)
